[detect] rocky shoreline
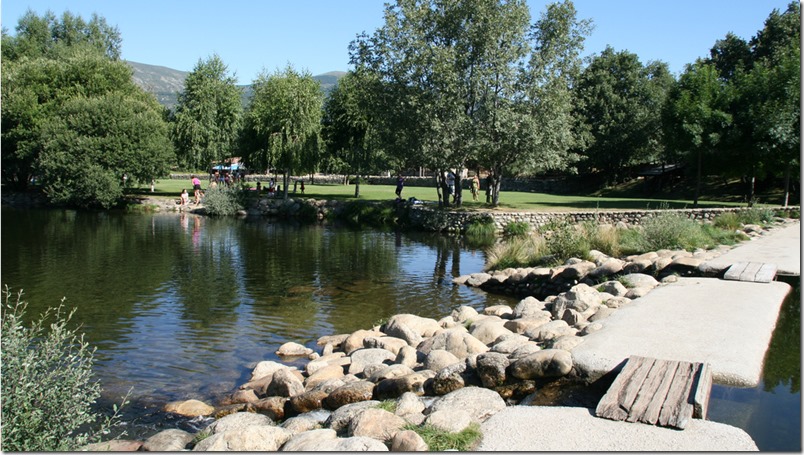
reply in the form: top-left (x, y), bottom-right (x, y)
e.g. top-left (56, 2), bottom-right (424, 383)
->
top-left (82, 221), bottom-right (792, 452)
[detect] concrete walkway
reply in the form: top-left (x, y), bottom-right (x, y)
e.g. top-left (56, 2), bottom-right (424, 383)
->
top-left (702, 222), bottom-right (801, 276)
top-left (478, 222), bottom-right (799, 451)
top-left (477, 406), bottom-right (758, 451)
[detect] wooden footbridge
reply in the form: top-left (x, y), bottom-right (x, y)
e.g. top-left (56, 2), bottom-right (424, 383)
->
top-left (596, 356), bottom-right (712, 430)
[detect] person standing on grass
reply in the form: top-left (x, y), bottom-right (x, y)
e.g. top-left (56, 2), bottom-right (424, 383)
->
top-left (395, 175), bottom-right (405, 199)
top-left (191, 175), bottom-right (203, 205)
top-left (471, 174), bottom-right (480, 201)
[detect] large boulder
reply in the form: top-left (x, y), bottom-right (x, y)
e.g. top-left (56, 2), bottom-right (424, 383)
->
top-left (524, 320), bottom-right (577, 342)
top-left (164, 399), bottom-right (214, 417)
top-left (284, 389), bottom-right (329, 417)
top-left (325, 401), bottom-right (381, 433)
top-left (323, 381), bottom-right (376, 410)
top-left (551, 284), bottom-right (602, 318)
top-left (395, 345), bottom-right (422, 369)
top-left (383, 319), bottom-right (422, 347)
top-left (450, 305), bottom-right (480, 324)
top-left (266, 368), bottom-right (305, 398)
top-left (349, 408), bottom-right (407, 443)
top-left (329, 436), bottom-right (389, 451)
top-left (588, 259), bottom-right (624, 278)
top-left (250, 360), bottom-right (287, 382)
top-left (348, 348), bottom-right (396, 375)
top-left (142, 429), bottom-right (194, 452)
top-left (424, 409), bottom-right (474, 433)
top-left (425, 386), bottom-right (505, 423)
top-left (489, 334), bottom-right (530, 354)
top-left (386, 314), bottom-right (441, 337)
top-left (620, 273), bottom-right (659, 289)
top-left (374, 371), bottom-right (434, 400)
top-left (511, 297), bottom-right (547, 319)
top-left (367, 364), bottom-right (416, 383)
top-left (278, 428), bottom-right (338, 451)
top-left (483, 305), bottom-right (514, 318)
top-left (503, 317), bottom-right (550, 335)
top-left (395, 392), bottom-right (425, 416)
top-left (596, 280), bottom-right (628, 297)
top-left (305, 363), bottom-right (346, 390)
top-left (391, 430), bottom-right (429, 451)
top-left (417, 329), bottom-right (489, 359)
top-left (475, 352), bottom-right (509, 388)
top-left (343, 329), bottom-right (385, 354)
top-left (275, 341), bottom-right (314, 357)
top-left (192, 426), bottom-right (293, 451)
top-left (469, 318), bottom-right (513, 345)
top-left (363, 336), bottom-right (408, 355)
top-left (424, 349), bottom-right (461, 372)
top-left (305, 353), bottom-right (347, 375)
top-left (253, 396), bottom-right (287, 421)
top-left (431, 363), bottom-right (466, 396)
top-left (509, 349), bottom-right (573, 379)
top-left (280, 416), bottom-right (322, 435)
top-left (557, 261), bottom-right (596, 280)
top-left (205, 412), bottom-right (274, 434)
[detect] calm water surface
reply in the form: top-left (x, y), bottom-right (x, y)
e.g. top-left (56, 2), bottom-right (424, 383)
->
top-left (1, 207), bottom-right (799, 449)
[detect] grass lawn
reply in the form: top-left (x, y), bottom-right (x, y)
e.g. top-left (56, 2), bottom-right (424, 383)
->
top-left (130, 178), bottom-right (751, 211)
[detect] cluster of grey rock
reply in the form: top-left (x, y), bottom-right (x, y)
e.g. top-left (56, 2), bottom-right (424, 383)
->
top-left (457, 245), bottom-right (739, 299)
top-left (92, 271), bottom-right (672, 452)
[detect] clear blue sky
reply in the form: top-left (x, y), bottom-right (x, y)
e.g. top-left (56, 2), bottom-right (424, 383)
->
top-left (1, 0), bottom-right (792, 83)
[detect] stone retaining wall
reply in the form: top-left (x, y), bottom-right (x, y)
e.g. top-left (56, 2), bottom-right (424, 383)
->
top-left (407, 205), bottom-right (799, 233)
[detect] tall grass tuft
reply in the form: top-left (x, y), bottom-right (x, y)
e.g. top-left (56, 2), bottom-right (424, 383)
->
top-left (485, 235), bottom-right (548, 270)
top-left (406, 423), bottom-right (482, 451)
top-left (1, 287), bottom-right (127, 451)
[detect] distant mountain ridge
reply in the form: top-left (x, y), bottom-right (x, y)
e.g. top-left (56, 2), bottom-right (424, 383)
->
top-left (127, 61), bottom-right (346, 108)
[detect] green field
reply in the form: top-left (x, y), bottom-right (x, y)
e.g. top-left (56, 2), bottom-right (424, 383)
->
top-left (132, 178), bottom-right (751, 211)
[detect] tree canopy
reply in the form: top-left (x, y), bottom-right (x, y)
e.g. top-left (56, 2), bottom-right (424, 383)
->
top-left (172, 54), bottom-right (243, 171)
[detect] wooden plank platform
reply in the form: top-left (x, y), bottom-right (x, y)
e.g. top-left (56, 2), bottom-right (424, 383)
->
top-left (595, 356), bottom-right (712, 430)
top-left (723, 261), bottom-right (777, 283)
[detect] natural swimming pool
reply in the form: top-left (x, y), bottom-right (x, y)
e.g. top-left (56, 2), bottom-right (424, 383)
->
top-left (1, 207), bottom-right (798, 450)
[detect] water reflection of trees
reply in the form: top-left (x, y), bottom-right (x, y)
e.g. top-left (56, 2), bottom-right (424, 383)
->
top-left (237, 222), bottom-right (402, 337)
top-left (762, 278), bottom-right (801, 393)
top-left (0, 208), bottom-right (180, 346)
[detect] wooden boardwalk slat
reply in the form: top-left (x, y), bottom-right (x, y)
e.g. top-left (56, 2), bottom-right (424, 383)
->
top-left (723, 262), bottom-right (749, 281)
top-left (738, 262), bottom-right (763, 281)
top-left (596, 356), bottom-right (712, 430)
top-left (754, 263), bottom-right (778, 283)
top-left (724, 261), bottom-right (778, 283)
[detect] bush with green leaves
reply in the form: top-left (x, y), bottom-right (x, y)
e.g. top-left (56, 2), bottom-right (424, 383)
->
top-left (1, 287), bottom-right (124, 451)
top-left (543, 219), bottom-right (591, 263)
top-left (638, 212), bottom-right (713, 251)
top-left (202, 186), bottom-right (246, 216)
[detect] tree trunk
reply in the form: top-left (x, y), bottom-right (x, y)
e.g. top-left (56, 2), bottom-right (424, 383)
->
top-left (354, 175), bottom-right (361, 198)
top-left (282, 169), bottom-right (290, 199)
top-left (783, 164), bottom-right (791, 208)
top-left (747, 173), bottom-right (756, 206)
top-left (435, 172), bottom-right (443, 206)
top-left (693, 150), bottom-right (702, 208)
top-left (492, 171), bottom-right (502, 206)
top-left (454, 167), bottom-right (463, 207)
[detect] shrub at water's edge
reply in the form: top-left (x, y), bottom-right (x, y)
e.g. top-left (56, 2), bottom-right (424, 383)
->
top-left (202, 187), bottom-right (246, 216)
top-left (405, 422), bottom-right (482, 451)
top-left (1, 287), bottom-right (127, 451)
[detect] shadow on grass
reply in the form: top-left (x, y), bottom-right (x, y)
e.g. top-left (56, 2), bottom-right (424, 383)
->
top-left (525, 199), bottom-right (739, 210)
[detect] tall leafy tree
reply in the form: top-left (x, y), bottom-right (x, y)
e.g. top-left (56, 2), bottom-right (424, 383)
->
top-left (241, 65), bottom-right (323, 199)
top-left (2, 11), bottom-right (172, 207)
top-left (574, 47), bottom-right (673, 184)
top-left (322, 71), bottom-right (390, 197)
top-left (172, 54), bottom-right (243, 171)
top-left (663, 61), bottom-right (731, 207)
top-left (1, 9), bottom-right (121, 61)
top-left (350, 0), bottom-right (594, 207)
top-left (478, 0), bottom-right (591, 205)
top-left (2, 48), bottom-right (173, 208)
